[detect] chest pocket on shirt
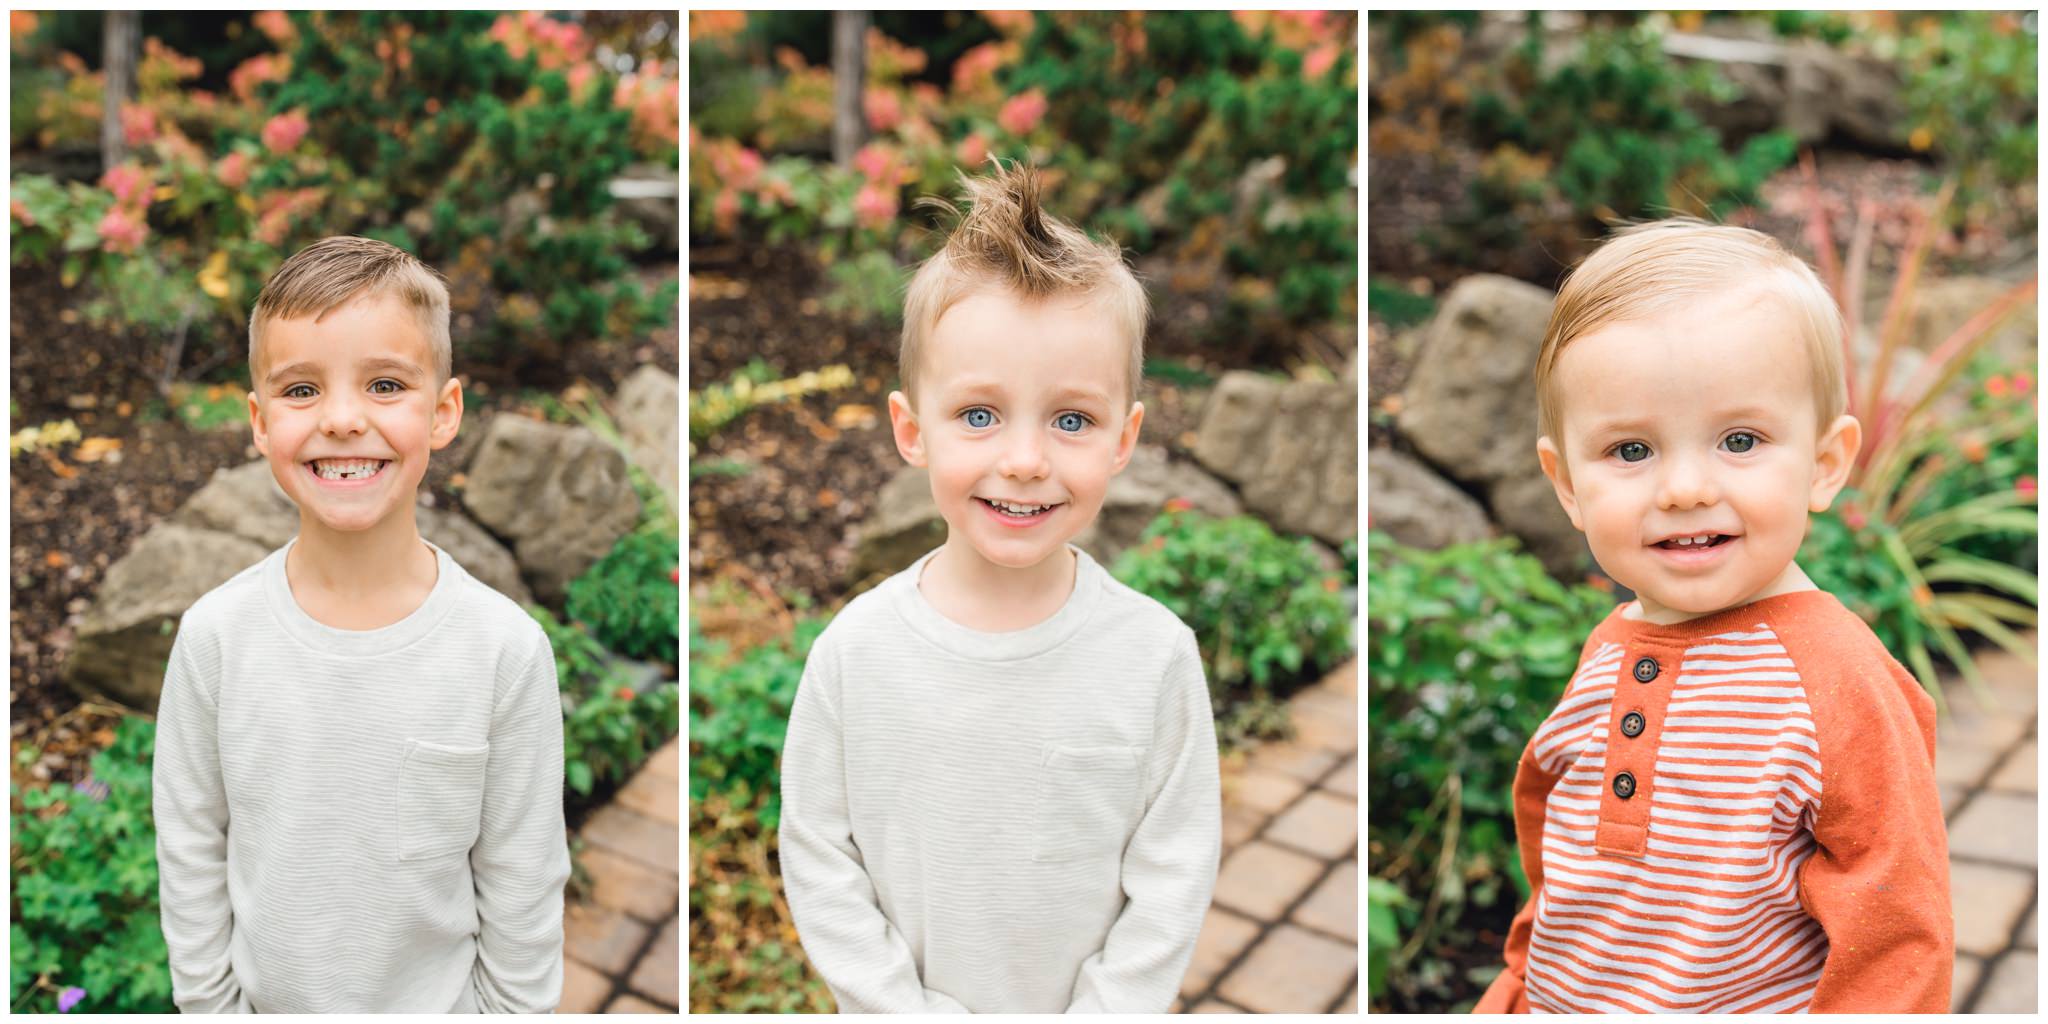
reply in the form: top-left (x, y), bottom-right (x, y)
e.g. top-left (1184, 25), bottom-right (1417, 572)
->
top-left (1031, 744), bottom-right (1144, 864)
top-left (397, 738), bottom-right (490, 863)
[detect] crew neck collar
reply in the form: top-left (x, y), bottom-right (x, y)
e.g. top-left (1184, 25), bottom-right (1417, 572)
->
top-left (1608, 588), bottom-right (1840, 644)
top-left (263, 536), bottom-right (463, 656)
top-left (888, 544), bottom-right (1106, 662)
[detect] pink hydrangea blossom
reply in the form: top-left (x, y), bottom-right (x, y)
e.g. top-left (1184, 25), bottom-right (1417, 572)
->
top-left (1303, 43), bottom-right (1339, 80)
top-left (11, 198), bottom-right (34, 227)
top-left (252, 10), bottom-right (294, 43)
top-left (98, 163), bottom-right (152, 209)
top-left (120, 104), bottom-right (158, 146)
top-left (955, 132), bottom-right (989, 169)
top-left (853, 143), bottom-right (899, 184)
top-left (97, 206), bottom-right (148, 254)
top-left (713, 188), bottom-right (739, 234)
top-left (261, 110), bottom-right (308, 154)
top-left (214, 151), bottom-right (251, 190)
top-left (853, 183), bottom-right (898, 229)
top-left (997, 88), bottom-right (1048, 135)
top-left (2018, 476), bottom-right (2038, 500)
top-left (864, 87), bottom-right (902, 133)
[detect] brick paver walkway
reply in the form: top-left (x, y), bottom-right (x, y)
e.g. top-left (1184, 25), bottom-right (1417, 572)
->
top-left (558, 738), bottom-right (682, 1013)
top-left (1172, 660), bottom-right (1359, 1013)
top-left (1937, 636), bottom-right (2038, 1013)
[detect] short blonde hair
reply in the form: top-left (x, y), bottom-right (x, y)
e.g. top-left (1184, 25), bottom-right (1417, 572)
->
top-left (900, 159), bottom-right (1148, 406)
top-left (1535, 218), bottom-right (1846, 459)
top-left (249, 235), bottom-right (453, 383)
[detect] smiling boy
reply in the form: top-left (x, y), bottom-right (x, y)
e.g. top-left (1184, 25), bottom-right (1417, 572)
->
top-left (1476, 220), bottom-right (1952, 1012)
top-left (152, 236), bottom-right (570, 1012)
top-left (778, 162), bottom-right (1221, 1012)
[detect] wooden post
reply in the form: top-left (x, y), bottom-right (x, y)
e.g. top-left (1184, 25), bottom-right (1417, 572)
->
top-left (102, 11), bottom-right (139, 172)
top-left (832, 11), bottom-right (868, 168)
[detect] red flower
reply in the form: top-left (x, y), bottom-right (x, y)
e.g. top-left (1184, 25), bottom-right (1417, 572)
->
top-left (2013, 371), bottom-right (2034, 396)
top-left (1164, 497), bottom-right (1194, 513)
top-left (615, 686), bottom-right (635, 702)
top-left (1841, 500), bottom-right (1868, 531)
top-left (2018, 476), bottom-right (2038, 500)
top-left (1986, 374), bottom-right (2011, 398)
top-left (1303, 43), bottom-right (1340, 80)
top-left (10, 198), bottom-right (34, 227)
top-left (669, 566), bottom-right (680, 584)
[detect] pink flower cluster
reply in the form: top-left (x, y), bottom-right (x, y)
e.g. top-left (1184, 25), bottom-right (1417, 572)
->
top-left (489, 11), bottom-right (589, 71)
top-left (229, 53), bottom-right (289, 103)
top-left (261, 109), bottom-right (309, 154)
top-left (864, 87), bottom-right (902, 134)
top-left (997, 88), bottom-right (1048, 136)
top-left (614, 73), bottom-right (680, 149)
top-left (850, 144), bottom-right (906, 230)
top-left (951, 42), bottom-right (1006, 98)
top-left (1985, 371), bottom-right (2035, 398)
top-left (214, 150), bottom-right (251, 190)
top-left (252, 10), bottom-right (294, 44)
top-left (96, 162), bottom-right (155, 254)
top-left (120, 104), bottom-right (157, 147)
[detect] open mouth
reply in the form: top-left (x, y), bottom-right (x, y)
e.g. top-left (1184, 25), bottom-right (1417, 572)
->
top-left (1653, 534), bottom-right (1735, 550)
top-left (305, 458), bottom-right (390, 483)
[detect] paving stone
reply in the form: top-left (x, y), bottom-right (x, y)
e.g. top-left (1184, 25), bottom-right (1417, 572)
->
top-left (1950, 860), bottom-right (2034, 957)
top-left (1975, 950), bottom-right (2038, 1013)
top-left (604, 992), bottom-right (671, 1013)
top-left (628, 915), bottom-right (679, 1007)
top-left (1321, 753), bottom-right (1357, 798)
top-left (558, 957), bottom-right (612, 1014)
top-left (1320, 659), bottom-right (1356, 700)
top-left (2022, 905), bottom-right (2038, 949)
top-left (1214, 840), bottom-right (1325, 922)
top-left (1228, 765), bottom-right (1310, 816)
top-left (1247, 739), bottom-right (1340, 785)
top-left (581, 802), bottom-right (681, 875)
top-left (1288, 688), bottom-right (1357, 756)
top-left (1991, 740), bottom-right (2038, 794)
top-left (565, 901), bottom-right (653, 974)
top-left (1216, 923), bottom-right (1356, 1013)
top-left (581, 844), bottom-right (681, 922)
top-left (1939, 698), bottom-right (2032, 755)
top-left (643, 738), bottom-right (680, 783)
top-left (1191, 998), bottom-right (1242, 1012)
top-left (1336, 984), bottom-right (1356, 1013)
top-left (1223, 802), bottom-right (1268, 852)
top-left (1966, 639), bottom-right (2041, 717)
top-left (1292, 859), bottom-right (1357, 942)
top-left (1948, 791), bottom-right (2038, 869)
top-left (1264, 790), bottom-right (1358, 860)
top-left (1941, 783), bottom-right (1968, 818)
top-left (1952, 954), bottom-right (1984, 1013)
top-left (1935, 740), bottom-right (2001, 788)
top-left (616, 759), bottom-right (681, 826)
top-left (1181, 906), bottom-right (1262, 999)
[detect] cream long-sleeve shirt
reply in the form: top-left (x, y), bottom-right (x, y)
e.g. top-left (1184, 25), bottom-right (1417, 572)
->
top-left (779, 545), bottom-right (1222, 1013)
top-left (152, 538), bottom-right (571, 1013)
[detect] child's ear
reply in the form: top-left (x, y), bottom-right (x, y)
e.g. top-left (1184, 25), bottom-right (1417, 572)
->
top-left (1535, 435), bottom-right (1584, 531)
top-left (886, 390), bottom-right (926, 467)
top-left (1808, 413), bottom-right (1862, 512)
top-left (1110, 400), bottom-right (1144, 473)
top-left (428, 375), bottom-right (464, 450)
top-left (247, 390), bottom-right (270, 456)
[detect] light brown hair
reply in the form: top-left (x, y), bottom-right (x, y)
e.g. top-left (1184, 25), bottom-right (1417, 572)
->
top-left (1535, 218), bottom-right (1846, 463)
top-left (249, 235), bottom-right (452, 383)
top-left (899, 159), bottom-right (1148, 406)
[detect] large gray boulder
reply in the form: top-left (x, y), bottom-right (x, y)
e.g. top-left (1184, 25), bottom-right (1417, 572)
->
top-left (1191, 372), bottom-right (1357, 546)
top-left (1662, 30), bottom-right (1907, 151)
top-left (464, 415), bottom-right (640, 603)
top-left (614, 364), bottom-right (679, 516)
top-left (849, 445), bottom-right (1244, 588)
top-left (1396, 274), bottom-right (1588, 577)
top-left (1366, 448), bottom-right (1494, 550)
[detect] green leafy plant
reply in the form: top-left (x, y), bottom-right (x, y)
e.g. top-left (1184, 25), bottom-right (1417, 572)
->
top-left (1799, 160), bottom-right (2039, 701)
top-left (532, 605), bottom-right (680, 796)
top-left (1109, 505), bottom-right (1353, 702)
top-left (687, 614), bottom-right (831, 831)
top-left (565, 527), bottom-right (681, 664)
top-left (1365, 530), bottom-right (1616, 1012)
top-left (1897, 11), bottom-right (2037, 227)
top-left (11, 717), bottom-right (176, 1014)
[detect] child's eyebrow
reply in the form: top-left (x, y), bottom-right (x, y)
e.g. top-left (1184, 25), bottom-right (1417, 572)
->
top-left (1585, 406), bottom-right (1784, 436)
top-left (264, 357), bottom-right (425, 387)
top-left (948, 380), bottom-right (1109, 405)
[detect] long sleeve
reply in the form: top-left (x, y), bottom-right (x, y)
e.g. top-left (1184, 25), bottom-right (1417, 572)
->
top-left (1472, 742), bottom-right (1562, 1014)
top-left (153, 629), bottom-right (255, 1013)
top-left (467, 626), bottom-right (572, 1013)
top-left (1064, 628), bottom-right (1222, 1013)
top-left (1795, 653), bottom-right (1952, 1012)
top-left (778, 644), bottom-right (973, 1014)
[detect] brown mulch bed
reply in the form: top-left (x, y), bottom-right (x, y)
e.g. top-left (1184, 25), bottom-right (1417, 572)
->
top-left (9, 261), bottom-right (680, 792)
top-left (685, 240), bottom-right (1340, 620)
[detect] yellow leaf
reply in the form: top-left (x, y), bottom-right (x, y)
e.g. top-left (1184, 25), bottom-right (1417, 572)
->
top-left (73, 437), bottom-right (122, 463)
top-left (237, 193), bottom-right (257, 215)
top-left (154, 184), bottom-right (177, 201)
top-left (197, 250), bottom-right (231, 299)
top-left (1909, 127), bottom-right (1932, 152)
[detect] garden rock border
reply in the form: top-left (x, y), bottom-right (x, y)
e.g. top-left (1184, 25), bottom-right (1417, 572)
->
top-left (463, 414), bottom-right (642, 604)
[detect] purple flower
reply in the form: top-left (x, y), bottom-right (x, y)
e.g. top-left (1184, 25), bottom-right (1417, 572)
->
top-left (70, 778), bottom-right (109, 803)
top-left (58, 987), bottom-right (85, 1013)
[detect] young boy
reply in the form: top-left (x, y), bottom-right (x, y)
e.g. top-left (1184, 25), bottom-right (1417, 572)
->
top-left (1477, 220), bottom-right (1953, 1013)
top-left (778, 161), bottom-right (1221, 1013)
top-left (152, 236), bottom-right (571, 1012)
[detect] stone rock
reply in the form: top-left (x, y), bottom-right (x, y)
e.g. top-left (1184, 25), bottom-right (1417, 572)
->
top-left (464, 415), bottom-right (640, 603)
top-left (1664, 31), bottom-right (1908, 151)
top-left (64, 525), bottom-right (270, 713)
top-left (1396, 274), bottom-right (1554, 487)
top-left (1487, 468), bottom-right (1595, 580)
top-left (613, 365), bottom-right (680, 515)
top-left (1901, 275), bottom-right (2038, 370)
top-left (172, 459), bottom-right (532, 605)
top-left (1365, 448), bottom-right (1494, 550)
top-left (849, 445), bottom-right (1244, 588)
top-left (1192, 372), bottom-right (1357, 546)
top-left (611, 164), bottom-right (679, 256)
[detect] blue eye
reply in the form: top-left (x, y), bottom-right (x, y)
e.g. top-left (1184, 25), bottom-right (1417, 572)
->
top-left (1055, 411), bottom-right (1089, 432)
top-left (963, 407), bottom-right (994, 428)
top-left (1613, 441), bottom-right (1650, 463)
top-left (1724, 432), bottom-right (1759, 453)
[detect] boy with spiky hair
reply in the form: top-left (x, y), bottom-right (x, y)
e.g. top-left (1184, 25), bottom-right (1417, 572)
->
top-left (153, 236), bottom-right (570, 1012)
top-left (779, 161), bottom-right (1221, 1012)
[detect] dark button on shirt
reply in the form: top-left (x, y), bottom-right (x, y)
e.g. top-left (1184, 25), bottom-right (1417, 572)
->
top-left (1620, 711), bottom-right (1645, 738)
top-left (1633, 657), bottom-right (1660, 683)
top-left (1613, 771), bottom-right (1637, 799)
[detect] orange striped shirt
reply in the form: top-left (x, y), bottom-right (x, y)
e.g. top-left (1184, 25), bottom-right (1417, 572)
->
top-left (1475, 590), bottom-right (1952, 1013)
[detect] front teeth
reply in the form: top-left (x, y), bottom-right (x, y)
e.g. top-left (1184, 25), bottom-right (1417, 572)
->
top-left (1670, 535), bottom-right (1717, 547)
top-left (989, 499), bottom-right (1052, 515)
top-left (313, 459), bottom-right (387, 480)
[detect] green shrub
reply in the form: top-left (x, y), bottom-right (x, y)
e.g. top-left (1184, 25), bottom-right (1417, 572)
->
top-left (565, 527), bottom-right (681, 663)
top-left (688, 615), bottom-right (831, 831)
top-left (1109, 507), bottom-right (1353, 702)
top-left (1898, 11), bottom-right (2037, 226)
top-left (11, 717), bottom-right (175, 1014)
top-left (1365, 531), bottom-right (1615, 1012)
top-left (532, 605), bottom-right (681, 796)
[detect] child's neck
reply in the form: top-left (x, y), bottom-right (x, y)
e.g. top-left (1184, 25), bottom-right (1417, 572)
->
top-left (286, 510), bottom-right (439, 630)
top-left (918, 539), bottom-right (1076, 633)
top-left (1626, 560), bottom-right (1819, 625)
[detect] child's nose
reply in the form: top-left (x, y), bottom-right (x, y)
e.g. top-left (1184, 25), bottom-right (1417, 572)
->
top-left (997, 430), bottom-right (1050, 479)
top-left (1655, 454), bottom-right (1720, 509)
top-left (318, 394), bottom-right (369, 436)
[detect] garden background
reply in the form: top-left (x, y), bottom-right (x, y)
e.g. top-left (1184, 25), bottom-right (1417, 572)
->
top-left (688, 11), bottom-right (1362, 1012)
top-left (1366, 10), bottom-right (2039, 1013)
top-left (9, 11), bottom-right (682, 1013)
